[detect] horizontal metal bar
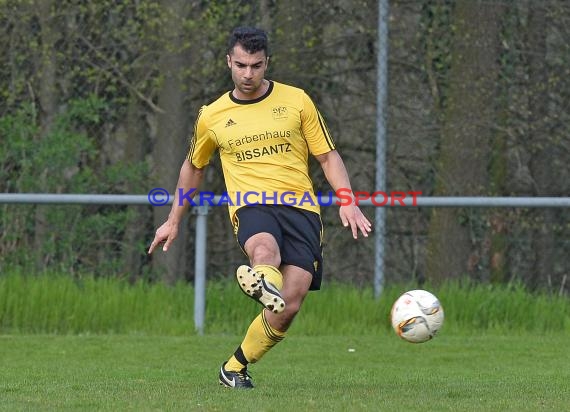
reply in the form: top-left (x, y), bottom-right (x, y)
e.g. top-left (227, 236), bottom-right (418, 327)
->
top-left (0, 193), bottom-right (569, 207)
top-left (0, 194), bottom-right (154, 205)
top-left (403, 197), bottom-right (570, 208)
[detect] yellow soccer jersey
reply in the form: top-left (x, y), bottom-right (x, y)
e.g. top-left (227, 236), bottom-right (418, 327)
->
top-left (187, 81), bottom-right (335, 222)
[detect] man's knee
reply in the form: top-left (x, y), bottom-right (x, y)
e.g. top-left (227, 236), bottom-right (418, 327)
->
top-left (253, 244), bottom-right (280, 263)
top-left (282, 299), bottom-right (302, 318)
top-left (266, 301), bottom-right (302, 332)
top-left (245, 233), bottom-right (281, 266)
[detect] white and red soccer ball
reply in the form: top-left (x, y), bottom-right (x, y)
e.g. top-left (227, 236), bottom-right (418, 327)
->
top-left (391, 289), bottom-right (444, 343)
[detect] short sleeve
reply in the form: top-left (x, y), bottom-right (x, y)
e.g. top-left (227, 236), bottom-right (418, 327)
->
top-left (187, 106), bottom-right (217, 168)
top-left (300, 93), bottom-right (336, 156)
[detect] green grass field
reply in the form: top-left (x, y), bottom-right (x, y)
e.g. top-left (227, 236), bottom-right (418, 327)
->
top-left (1, 273), bottom-right (569, 410)
top-left (1, 333), bottom-right (569, 411)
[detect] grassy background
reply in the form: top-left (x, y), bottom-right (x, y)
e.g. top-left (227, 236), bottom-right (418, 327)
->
top-left (1, 271), bottom-right (569, 335)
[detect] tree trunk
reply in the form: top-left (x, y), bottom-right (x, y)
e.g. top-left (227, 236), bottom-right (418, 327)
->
top-left (33, 0), bottom-right (58, 270)
top-left (151, 0), bottom-right (191, 284)
top-left (122, 100), bottom-right (150, 282)
top-left (426, 0), bottom-right (505, 282)
top-left (259, 0), bottom-right (272, 31)
top-left (527, 2), bottom-right (556, 289)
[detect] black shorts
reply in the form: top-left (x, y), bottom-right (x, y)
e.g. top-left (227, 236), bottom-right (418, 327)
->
top-left (234, 205), bottom-right (324, 290)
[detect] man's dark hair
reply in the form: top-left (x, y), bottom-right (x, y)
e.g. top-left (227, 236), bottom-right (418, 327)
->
top-left (227, 27), bottom-right (269, 56)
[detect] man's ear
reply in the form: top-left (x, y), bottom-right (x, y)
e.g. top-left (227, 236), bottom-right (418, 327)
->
top-left (227, 54), bottom-right (232, 69)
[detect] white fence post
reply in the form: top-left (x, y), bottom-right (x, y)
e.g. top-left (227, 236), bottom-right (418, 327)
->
top-left (193, 205), bottom-right (209, 335)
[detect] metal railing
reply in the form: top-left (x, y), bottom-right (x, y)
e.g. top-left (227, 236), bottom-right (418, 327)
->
top-left (2, 193), bottom-right (569, 334)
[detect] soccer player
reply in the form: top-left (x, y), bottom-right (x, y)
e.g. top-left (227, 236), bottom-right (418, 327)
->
top-left (148, 27), bottom-right (372, 389)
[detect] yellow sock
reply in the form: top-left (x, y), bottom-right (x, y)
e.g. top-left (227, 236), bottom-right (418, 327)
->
top-left (225, 311), bottom-right (286, 372)
top-left (254, 264), bottom-right (283, 290)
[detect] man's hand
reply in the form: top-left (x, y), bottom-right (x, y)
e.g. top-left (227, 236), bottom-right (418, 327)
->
top-left (148, 221), bottom-right (179, 254)
top-left (339, 204), bottom-right (372, 239)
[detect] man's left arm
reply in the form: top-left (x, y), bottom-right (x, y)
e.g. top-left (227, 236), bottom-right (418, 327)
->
top-left (315, 150), bottom-right (372, 239)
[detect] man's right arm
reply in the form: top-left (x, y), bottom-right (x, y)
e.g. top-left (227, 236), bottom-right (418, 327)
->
top-left (148, 159), bottom-right (206, 254)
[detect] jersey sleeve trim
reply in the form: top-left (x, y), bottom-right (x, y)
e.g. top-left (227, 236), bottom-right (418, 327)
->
top-left (187, 106), bottom-right (203, 162)
top-left (316, 109), bottom-right (335, 151)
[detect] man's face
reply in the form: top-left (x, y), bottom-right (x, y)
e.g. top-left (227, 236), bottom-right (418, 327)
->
top-left (227, 44), bottom-right (269, 99)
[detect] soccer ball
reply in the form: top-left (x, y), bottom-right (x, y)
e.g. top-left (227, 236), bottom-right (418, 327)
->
top-left (390, 289), bottom-right (444, 343)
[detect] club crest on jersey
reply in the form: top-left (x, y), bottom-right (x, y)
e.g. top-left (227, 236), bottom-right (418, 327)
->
top-left (272, 106), bottom-right (288, 120)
